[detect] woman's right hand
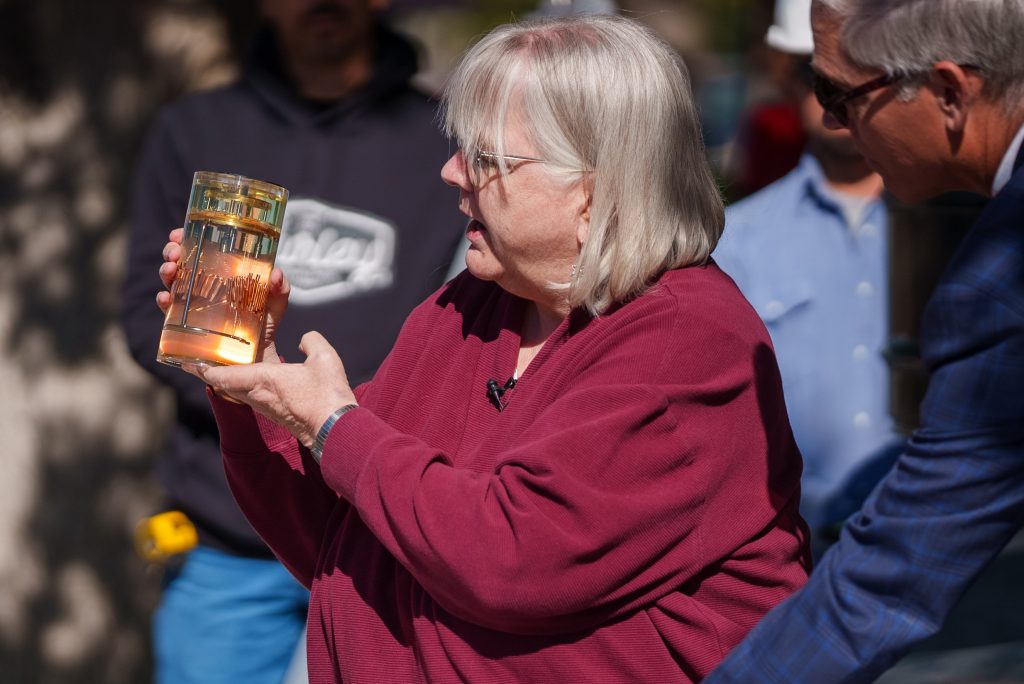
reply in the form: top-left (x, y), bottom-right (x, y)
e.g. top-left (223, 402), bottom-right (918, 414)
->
top-left (155, 227), bottom-right (290, 364)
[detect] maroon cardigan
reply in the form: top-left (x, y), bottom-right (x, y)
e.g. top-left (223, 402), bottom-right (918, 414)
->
top-left (211, 264), bottom-right (811, 683)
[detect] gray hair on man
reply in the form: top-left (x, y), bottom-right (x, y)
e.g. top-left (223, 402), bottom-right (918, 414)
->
top-left (815, 0), bottom-right (1024, 108)
top-left (442, 15), bottom-right (724, 316)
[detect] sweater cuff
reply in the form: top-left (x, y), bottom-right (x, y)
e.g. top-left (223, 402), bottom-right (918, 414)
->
top-left (207, 387), bottom-right (296, 455)
top-left (318, 407), bottom-right (393, 501)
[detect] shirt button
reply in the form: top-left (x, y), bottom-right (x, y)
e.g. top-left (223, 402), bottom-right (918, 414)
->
top-left (764, 299), bottom-right (784, 318)
top-left (853, 412), bottom-right (871, 429)
top-left (852, 344), bottom-right (870, 361)
top-left (857, 281), bottom-right (875, 297)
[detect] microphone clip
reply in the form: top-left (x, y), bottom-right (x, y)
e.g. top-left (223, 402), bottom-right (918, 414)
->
top-left (486, 376), bottom-right (517, 412)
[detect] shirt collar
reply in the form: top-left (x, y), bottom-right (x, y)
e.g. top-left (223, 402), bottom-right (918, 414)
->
top-left (797, 153), bottom-right (884, 231)
top-left (798, 153), bottom-right (859, 213)
top-left (991, 121), bottom-right (1024, 196)
top-left (796, 154), bottom-right (833, 205)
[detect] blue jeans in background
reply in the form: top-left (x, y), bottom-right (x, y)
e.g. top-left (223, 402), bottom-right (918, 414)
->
top-left (154, 545), bottom-right (309, 684)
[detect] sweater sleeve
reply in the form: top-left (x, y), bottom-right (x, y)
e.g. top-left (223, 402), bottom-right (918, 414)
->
top-left (210, 392), bottom-right (342, 588)
top-left (317, 339), bottom-right (801, 635)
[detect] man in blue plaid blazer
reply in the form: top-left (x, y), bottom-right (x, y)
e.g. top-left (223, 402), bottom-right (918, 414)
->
top-left (707, 0), bottom-right (1024, 682)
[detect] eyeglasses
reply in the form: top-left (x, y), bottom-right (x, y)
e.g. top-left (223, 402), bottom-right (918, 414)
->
top-left (813, 71), bottom-right (903, 127)
top-left (466, 149), bottom-right (547, 182)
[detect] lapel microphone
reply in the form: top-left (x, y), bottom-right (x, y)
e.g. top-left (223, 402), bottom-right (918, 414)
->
top-left (486, 376), bottom-right (517, 412)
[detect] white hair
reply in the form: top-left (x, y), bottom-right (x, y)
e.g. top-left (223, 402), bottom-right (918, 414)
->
top-left (442, 15), bottom-right (724, 316)
top-left (815, 0), bottom-right (1024, 108)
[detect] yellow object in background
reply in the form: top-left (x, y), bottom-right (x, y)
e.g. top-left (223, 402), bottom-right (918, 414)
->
top-left (135, 510), bottom-right (198, 563)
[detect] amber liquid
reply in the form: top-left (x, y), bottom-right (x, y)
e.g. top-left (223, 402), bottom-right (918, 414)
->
top-left (158, 215), bottom-right (277, 366)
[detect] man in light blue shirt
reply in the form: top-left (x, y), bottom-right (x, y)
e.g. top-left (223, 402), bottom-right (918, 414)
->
top-left (713, 0), bottom-right (903, 555)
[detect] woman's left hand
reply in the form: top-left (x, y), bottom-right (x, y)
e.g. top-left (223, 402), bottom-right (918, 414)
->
top-left (185, 331), bottom-right (358, 449)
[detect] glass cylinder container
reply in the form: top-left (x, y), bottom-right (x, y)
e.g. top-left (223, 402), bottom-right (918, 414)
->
top-left (157, 172), bottom-right (288, 367)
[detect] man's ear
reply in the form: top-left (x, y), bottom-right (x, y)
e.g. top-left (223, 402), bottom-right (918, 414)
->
top-left (930, 61), bottom-right (981, 133)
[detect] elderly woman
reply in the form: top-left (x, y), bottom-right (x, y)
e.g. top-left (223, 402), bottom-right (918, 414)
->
top-left (157, 15), bottom-right (809, 683)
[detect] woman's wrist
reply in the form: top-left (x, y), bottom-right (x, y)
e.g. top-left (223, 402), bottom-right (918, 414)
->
top-left (310, 403), bottom-right (359, 464)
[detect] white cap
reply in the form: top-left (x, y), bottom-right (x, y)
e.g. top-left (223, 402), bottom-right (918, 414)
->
top-left (765, 0), bottom-right (814, 55)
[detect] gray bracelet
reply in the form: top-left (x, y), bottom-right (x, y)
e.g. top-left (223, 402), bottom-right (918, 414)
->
top-left (310, 404), bottom-right (358, 464)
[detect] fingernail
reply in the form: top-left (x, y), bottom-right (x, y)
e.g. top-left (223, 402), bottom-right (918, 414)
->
top-left (181, 362), bottom-right (208, 376)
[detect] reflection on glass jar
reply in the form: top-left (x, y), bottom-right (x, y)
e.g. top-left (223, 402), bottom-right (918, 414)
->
top-left (158, 172), bottom-right (288, 367)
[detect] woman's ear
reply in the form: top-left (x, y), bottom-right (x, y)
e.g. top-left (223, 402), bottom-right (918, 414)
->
top-left (576, 176), bottom-right (593, 244)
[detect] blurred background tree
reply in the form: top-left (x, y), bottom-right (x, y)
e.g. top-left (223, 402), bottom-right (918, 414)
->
top-left (0, 1), bottom-right (248, 680)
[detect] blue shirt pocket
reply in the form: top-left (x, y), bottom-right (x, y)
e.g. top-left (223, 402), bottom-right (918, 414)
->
top-left (751, 278), bottom-right (815, 325)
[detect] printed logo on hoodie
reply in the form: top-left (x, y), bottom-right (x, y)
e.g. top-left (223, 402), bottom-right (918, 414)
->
top-left (276, 198), bottom-right (396, 306)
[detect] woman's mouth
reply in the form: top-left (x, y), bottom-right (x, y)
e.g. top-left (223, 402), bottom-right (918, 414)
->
top-left (466, 219), bottom-right (486, 240)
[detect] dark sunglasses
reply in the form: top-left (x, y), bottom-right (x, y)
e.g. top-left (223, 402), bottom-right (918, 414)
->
top-left (812, 71), bottom-right (902, 127)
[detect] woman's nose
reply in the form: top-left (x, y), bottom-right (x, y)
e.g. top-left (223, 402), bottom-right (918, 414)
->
top-left (441, 150), bottom-right (472, 190)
